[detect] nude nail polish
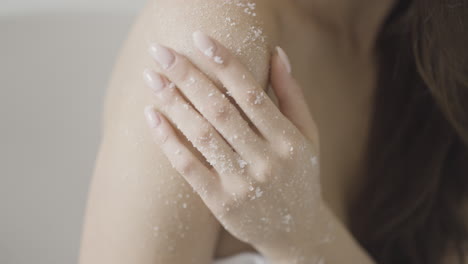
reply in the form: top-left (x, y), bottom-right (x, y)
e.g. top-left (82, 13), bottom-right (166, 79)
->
top-left (193, 31), bottom-right (216, 58)
top-left (149, 44), bottom-right (175, 69)
top-left (144, 106), bottom-right (161, 128)
top-left (143, 69), bottom-right (166, 92)
top-left (276, 46), bottom-right (292, 74)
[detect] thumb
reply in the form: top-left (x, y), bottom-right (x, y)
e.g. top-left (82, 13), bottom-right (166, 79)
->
top-left (270, 46), bottom-right (318, 143)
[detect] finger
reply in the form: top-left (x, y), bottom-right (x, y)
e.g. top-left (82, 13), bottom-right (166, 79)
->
top-left (148, 43), bottom-right (266, 161)
top-left (143, 105), bottom-right (220, 200)
top-left (270, 46), bottom-right (319, 144)
top-left (143, 69), bottom-right (249, 176)
top-left (191, 31), bottom-right (292, 142)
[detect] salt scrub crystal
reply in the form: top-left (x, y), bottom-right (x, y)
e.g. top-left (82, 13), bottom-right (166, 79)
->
top-left (255, 187), bottom-right (263, 198)
top-left (225, 17), bottom-right (237, 27)
top-left (168, 82), bottom-right (176, 89)
top-left (182, 203), bottom-right (187, 209)
top-left (204, 46), bottom-right (214, 58)
top-left (214, 56), bottom-right (224, 64)
top-left (254, 93), bottom-right (265, 104)
top-left (175, 149), bottom-right (181, 155)
top-left (247, 90), bottom-right (266, 105)
top-left (237, 159), bottom-right (248, 169)
top-left (188, 77), bottom-right (196, 85)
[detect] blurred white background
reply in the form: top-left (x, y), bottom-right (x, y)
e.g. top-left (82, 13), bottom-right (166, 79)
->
top-left (1, 0), bottom-right (146, 263)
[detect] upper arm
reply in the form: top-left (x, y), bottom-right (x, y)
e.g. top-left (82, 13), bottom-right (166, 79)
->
top-left (79, 1), bottom-right (279, 263)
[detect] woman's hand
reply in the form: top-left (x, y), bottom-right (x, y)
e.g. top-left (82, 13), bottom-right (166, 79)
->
top-left (142, 31), bottom-right (332, 260)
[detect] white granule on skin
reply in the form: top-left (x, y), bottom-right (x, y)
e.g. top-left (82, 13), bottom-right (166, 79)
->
top-left (168, 82), bottom-right (176, 89)
top-left (183, 103), bottom-right (190, 110)
top-left (248, 185), bottom-right (254, 191)
top-left (204, 46), bottom-right (215, 57)
top-left (182, 203), bottom-right (187, 208)
top-left (175, 149), bottom-right (181, 155)
top-left (214, 56), bottom-right (224, 64)
top-left (255, 187), bottom-right (263, 198)
top-left (254, 92), bottom-right (265, 104)
top-left (188, 77), bottom-right (196, 85)
top-left (208, 92), bottom-right (214, 97)
top-left (247, 90), bottom-right (265, 105)
top-left (237, 159), bottom-right (248, 169)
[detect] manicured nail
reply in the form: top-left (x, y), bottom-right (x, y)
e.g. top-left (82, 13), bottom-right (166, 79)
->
top-left (149, 44), bottom-right (175, 69)
top-left (193, 31), bottom-right (216, 58)
top-left (144, 106), bottom-right (161, 128)
top-left (276, 46), bottom-right (292, 74)
top-left (143, 69), bottom-right (166, 92)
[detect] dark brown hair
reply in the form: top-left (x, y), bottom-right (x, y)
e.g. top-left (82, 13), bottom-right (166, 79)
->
top-left (349, 1), bottom-right (468, 263)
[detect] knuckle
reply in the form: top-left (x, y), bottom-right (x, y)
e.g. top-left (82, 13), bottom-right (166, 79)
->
top-left (194, 125), bottom-right (215, 146)
top-left (159, 131), bottom-right (171, 146)
top-left (253, 158), bottom-right (274, 182)
top-left (276, 136), bottom-right (300, 160)
top-left (210, 101), bottom-right (232, 122)
top-left (245, 88), bottom-right (267, 106)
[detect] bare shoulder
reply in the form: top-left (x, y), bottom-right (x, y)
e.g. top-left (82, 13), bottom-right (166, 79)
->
top-left (79, 1), bottom-right (281, 264)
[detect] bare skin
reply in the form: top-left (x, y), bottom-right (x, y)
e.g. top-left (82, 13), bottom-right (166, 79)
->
top-left (78, 0), bottom-right (396, 263)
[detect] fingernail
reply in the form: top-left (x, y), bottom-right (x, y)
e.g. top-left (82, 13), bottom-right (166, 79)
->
top-left (149, 44), bottom-right (175, 69)
top-left (143, 69), bottom-right (166, 92)
top-left (276, 46), bottom-right (292, 74)
top-left (193, 31), bottom-right (216, 58)
top-left (144, 106), bottom-right (161, 128)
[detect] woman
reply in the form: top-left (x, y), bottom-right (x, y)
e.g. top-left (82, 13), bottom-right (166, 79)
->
top-left (78, 0), bottom-right (468, 263)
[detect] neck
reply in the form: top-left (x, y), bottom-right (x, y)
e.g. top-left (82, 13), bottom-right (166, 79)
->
top-left (274, 0), bottom-right (396, 226)
top-left (288, 0), bottom-right (397, 52)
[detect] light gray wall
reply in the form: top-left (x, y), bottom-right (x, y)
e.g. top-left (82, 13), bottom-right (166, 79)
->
top-left (0, 1), bottom-right (146, 263)
top-left (1, 0), bottom-right (144, 16)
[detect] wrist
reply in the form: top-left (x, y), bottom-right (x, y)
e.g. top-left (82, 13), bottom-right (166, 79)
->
top-left (257, 203), bottom-right (375, 264)
top-left (256, 203), bottom-right (335, 264)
